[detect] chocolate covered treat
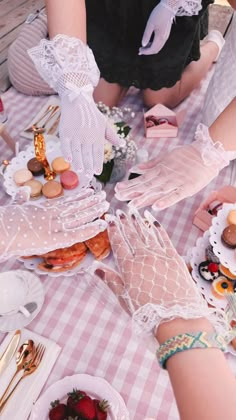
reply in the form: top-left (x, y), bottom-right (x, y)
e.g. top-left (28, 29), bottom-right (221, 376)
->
top-left (198, 261), bottom-right (220, 282)
top-left (27, 157), bottom-right (45, 176)
top-left (221, 225), bottom-right (236, 249)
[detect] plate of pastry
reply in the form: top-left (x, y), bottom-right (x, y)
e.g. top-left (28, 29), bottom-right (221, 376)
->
top-left (3, 140), bottom-right (100, 202)
top-left (19, 228), bottom-right (112, 277)
top-left (209, 203), bottom-right (236, 275)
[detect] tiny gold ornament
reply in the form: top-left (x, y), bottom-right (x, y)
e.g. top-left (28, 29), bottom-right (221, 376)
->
top-left (33, 126), bottom-right (56, 180)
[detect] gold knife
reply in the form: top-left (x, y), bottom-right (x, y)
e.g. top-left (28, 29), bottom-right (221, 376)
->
top-left (0, 330), bottom-right (21, 376)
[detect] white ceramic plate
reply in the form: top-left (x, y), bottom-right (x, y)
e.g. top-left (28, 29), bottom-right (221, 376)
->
top-left (209, 203), bottom-right (236, 275)
top-left (3, 140), bottom-right (99, 201)
top-left (0, 270), bottom-right (44, 332)
top-left (18, 252), bottom-right (95, 278)
top-left (30, 374), bottom-right (130, 420)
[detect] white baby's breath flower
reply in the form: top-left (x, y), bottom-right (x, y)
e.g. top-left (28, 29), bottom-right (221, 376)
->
top-left (104, 142), bottom-right (115, 163)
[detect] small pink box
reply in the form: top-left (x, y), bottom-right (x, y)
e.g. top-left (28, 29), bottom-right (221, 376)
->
top-left (144, 104), bottom-right (185, 138)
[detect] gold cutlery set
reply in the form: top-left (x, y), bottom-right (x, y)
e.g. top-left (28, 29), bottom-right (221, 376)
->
top-left (24, 104), bottom-right (61, 135)
top-left (0, 330), bottom-right (45, 414)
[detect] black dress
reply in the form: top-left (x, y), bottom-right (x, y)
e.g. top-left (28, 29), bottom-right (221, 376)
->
top-left (86, 0), bottom-right (212, 90)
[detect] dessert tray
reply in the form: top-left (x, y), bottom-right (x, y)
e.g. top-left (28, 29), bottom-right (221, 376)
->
top-left (209, 203), bottom-right (236, 275)
top-left (29, 374), bottom-right (130, 420)
top-left (2, 140), bottom-right (100, 202)
top-left (190, 230), bottom-right (227, 311)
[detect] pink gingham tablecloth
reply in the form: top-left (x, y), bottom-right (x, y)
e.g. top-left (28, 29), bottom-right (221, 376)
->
top-left (0, 67), bottom-right (235, 420)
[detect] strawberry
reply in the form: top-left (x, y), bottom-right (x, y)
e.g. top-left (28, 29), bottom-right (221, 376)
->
top-left (93, 399), bottom-right (109, 420)
top-left (73, 395), bottom-right (96, 419)
top-left (49, 400), bottom-right (68, 420)
top-left (208, 262), bottom-right (219, 273)
top-left (67, 388), bottom-right (87, 414)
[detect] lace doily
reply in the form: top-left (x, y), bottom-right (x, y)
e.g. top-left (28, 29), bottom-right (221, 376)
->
top-left (3, 140), bottom-right (100, 202)
top-left (209, 203), bottom-right (236, 275)
top-left (189, 230), bottom-right (227, 311)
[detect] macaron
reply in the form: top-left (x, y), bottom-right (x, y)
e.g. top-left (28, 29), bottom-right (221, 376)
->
top-left (42, 180), bottom-right (64, 199)
top-left (51, 156), bottom-right (71, 174)
top-left (219, 264), bottom-right (236, 280)
top-left (27, 157), bottom-right (45, 176)
top-left (60, 170), bottom-right (79, 190)
top-left (227, 210), bottom-right (236, 226)
top-left (221, 225), bottom-right (236, 249)
top-left (24, 179), bottom-right (43, 199)
top-left (13, 168), bottom-right (33, 186)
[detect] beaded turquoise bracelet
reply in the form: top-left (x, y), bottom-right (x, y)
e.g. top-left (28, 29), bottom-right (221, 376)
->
top-left (157, 331), bottom-right (227, 369)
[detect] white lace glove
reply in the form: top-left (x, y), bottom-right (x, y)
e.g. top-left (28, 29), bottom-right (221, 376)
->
top-left (0, 189), bottom-right (109, 262)
top-left (93, 209), bottom-right (227, 335)
top-left (139, 0), bottom-right (202, 55)
top-left (115, 124), bottom-right (236, 210)
top-left (28, 35), bottom-right (122, 177)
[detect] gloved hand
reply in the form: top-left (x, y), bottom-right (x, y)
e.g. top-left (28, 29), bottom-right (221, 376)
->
top-left (139, 0), bottom-right (203, 56)
top-left (93, 209), bottom-right (226, 335)
top-left (115, 124), bottom-right (236, 210)
top-left (0, 188), bottom-right (109, 262)
top-left (28, 35), bottom-right (122, 178)
top-left (139, 2), bottom-right (175, 56)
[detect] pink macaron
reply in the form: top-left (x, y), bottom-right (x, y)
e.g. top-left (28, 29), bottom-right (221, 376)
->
top-left (60, 170), bottom-right (79, 190)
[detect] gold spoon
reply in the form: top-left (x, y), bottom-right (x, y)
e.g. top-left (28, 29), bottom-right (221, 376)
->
top-left (0, 340), bottom-right (35, 404)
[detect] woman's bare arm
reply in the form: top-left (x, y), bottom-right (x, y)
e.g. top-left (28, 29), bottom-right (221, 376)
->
top-left (46, 0), bottom-right (86, 42)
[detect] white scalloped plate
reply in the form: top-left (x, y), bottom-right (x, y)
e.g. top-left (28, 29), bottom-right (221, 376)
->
top-left (0, 270), bottom-right (44, 332)
top-left (29, 374), bottom-right (130, 420)
top-left (3, 140), bottom-right (99, 201)
top-left (209, 203), bottom-right (236, 275)
top-left (18, 252), bottom-right (95, 278)
top-left (190, 230), bottom-right (227, 311)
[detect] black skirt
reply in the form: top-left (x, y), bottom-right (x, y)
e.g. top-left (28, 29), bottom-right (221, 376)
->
top-left (86, 0), bottom-right (212, 90)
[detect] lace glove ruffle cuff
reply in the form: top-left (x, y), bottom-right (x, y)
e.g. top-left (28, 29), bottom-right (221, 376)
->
top-left (194, 123), bottom-right (236, 169)
top-left (163, 0), bottom-right (202, 16)
top-left (28, 34), bottom-right (100, 98)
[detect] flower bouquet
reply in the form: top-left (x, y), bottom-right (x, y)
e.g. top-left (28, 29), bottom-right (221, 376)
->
top-left (95, 103), bottom-right (137, 184)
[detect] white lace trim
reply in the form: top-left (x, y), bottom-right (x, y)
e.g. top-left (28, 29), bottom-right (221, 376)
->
top-left (28, 34), bottom-right (100, 95)
top-left (163, 0), bottom-right (202, 16)
top-left (194, 123), bottom-right (236, 169)
top-left (132, 302), bottom-right (230, 340)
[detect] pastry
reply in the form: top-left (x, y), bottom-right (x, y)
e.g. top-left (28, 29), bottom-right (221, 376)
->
top-left (85, 229), bottom-right (111, 260)
top-left (198, 261), bottom-right (220, 282)
top-left (51, 156), bottom-right (71, 174)
top-left (221, 225), bottom-right (236, 249)
top-left (13, 168), bottom-right (33, 186)
top-left (219, 264), bottom-right (236, 280)
top-left (42, 180), bottom-right (64, 199)
top-left (24, 179), bottom-right (43, 199)
top-left (227, 209), bottom-right (236, 226)
top-left (38, 242), bottom-right (87, 272)
top-left (211, 277), bottom-right (234, 299)
top-left (60, 170), bottom-right (79, 190)
top-left (27, 157), bottom-right (45, 176)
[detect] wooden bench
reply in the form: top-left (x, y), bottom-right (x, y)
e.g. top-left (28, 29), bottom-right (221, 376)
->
top-left (0, 0), bottom-right (45, 92)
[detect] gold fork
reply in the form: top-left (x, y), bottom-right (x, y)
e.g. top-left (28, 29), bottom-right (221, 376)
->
top-left (24, 105), bottom-right (56, 132)
top-left (0, 343), bottom-right (46, 413)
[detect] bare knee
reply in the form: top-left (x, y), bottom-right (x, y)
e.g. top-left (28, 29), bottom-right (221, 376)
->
top-left (142, 87), bottom-right (182, 109)
top-left (94, 78), bottom-right (128, 107)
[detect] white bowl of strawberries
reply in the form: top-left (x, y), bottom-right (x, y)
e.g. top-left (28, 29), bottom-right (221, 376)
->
top-left (30, 374), bottom-right (129, 420)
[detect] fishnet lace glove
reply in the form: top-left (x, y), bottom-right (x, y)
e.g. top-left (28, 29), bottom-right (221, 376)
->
top-left (28, 35), bottom-right (122, 176)
top-left (93, 209), bottom-right (227, 335)
top-left (139, 0), bottom-right (202, 55)
top-left (115, 124), bottom-right (236, 210)
top-left (0, 189), bottom-right (109, 262)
